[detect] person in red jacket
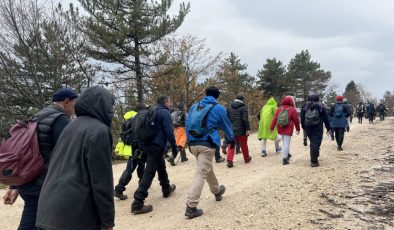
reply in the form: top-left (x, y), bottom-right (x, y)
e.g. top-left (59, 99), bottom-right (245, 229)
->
top-left (270, 96), bottom-right (301, 165)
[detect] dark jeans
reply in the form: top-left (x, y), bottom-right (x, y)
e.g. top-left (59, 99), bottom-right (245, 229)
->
top-left (334, 128), bottom-right (345, 147)
top-left (306, 127), bottom-right (323, 164)
top-left (132, 144), bottom-right (171, 209)
top-left (357, 113), bottom-right (363, 123)
top-left (18, 192), bottom-right (39, 230)
top-left (115, 157), bottom-right (145, 194)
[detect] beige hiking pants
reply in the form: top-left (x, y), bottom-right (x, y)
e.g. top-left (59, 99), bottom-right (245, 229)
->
top-left (186, 145), bottom-right (220, 208)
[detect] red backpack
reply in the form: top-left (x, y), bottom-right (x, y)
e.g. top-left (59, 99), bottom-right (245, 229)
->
top-left (0, 120), bottom-right (44, 186)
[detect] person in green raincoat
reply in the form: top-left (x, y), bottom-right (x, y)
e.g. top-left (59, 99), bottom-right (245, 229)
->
top-left (257, 97), bottom-right (282, 157)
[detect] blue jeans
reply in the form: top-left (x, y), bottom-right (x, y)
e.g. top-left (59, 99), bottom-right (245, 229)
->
top-left (18, 192), bottom-right (39, 230)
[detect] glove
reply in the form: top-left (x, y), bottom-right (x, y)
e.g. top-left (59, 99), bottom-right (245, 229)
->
top-left (228, 140), bottom-right (235, 149)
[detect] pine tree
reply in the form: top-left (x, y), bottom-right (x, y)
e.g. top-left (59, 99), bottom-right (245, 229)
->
top-left (343, 80), bottom-right (361, 104)
top-left (256, 58), bottom-right (287, 100)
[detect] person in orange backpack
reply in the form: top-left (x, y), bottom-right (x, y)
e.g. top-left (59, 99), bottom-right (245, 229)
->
top-left (270, 96), bottom-right (300, 165)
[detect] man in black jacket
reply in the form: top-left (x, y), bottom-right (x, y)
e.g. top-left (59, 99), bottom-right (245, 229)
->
top-left (300, 94), bottom-right (331, 167)
top-left (131, 95), bottom-right (177, 214)
top-left (36, 86), bottom-right (115, 230)
top-left (3, 88), bottom-right (78, 230)
top-left (225, 95), bottom-right (252, 168)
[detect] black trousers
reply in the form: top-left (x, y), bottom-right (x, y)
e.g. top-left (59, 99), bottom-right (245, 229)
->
top-left (132, 144), bottom-right (171, 209)
top-left (306, 126), bottom-right (323, 164)
top-left (115, 157), bottom-right (145, 193)
top-left (357, 113), bottom-right (363, 123)
top-left (334, 128), bottom-right (345, 147)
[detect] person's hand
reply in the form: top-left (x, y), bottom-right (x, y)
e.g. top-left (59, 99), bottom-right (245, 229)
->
top-left (246, 130), bottom-right (251, 136)
top-left (3, 189), bottom-right (19, 205)
top-left (296, 131), bottom-right (300, 135)
top-left (228, 140), bottom-right (235, 149)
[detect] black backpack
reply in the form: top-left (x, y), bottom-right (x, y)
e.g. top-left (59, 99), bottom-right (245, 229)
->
top-left (134, 107), bottom-right (157, 142)
top-left (305, 106), bottom-right (321, 126)
top-left (120, 118), bottom-right (137, 145)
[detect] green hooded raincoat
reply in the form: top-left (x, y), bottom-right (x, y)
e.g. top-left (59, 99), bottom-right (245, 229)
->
top-left (258, 97), bottom-right (278, 140)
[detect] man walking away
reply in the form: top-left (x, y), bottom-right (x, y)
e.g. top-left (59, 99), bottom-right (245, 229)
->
top-left (168, 102), bottom-right (188, 165)
top-left (36, 86), bottom-right (114, 230)
top-left (366, 102), bottom-right (376, 124)
top-left (377, 103), bottom-right (387, 121)
top-left (185, 86), bottom-right (235, 219)
top-left (131, 95), bottom-right (177, 214)
top-left (329, 96), bottom-right (350, 151)
top-left (257, 97), bottom-right (282, 157)
top-left (226, 95), bottom-right (252, 168)
top-left (3, 88), bottom-right (78, 230)
top-left (300, 94), bottom-right (331, 167)
top-left (356, 102), bottom-right (365, 124)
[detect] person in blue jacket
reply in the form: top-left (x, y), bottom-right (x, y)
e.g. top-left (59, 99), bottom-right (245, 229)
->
top-left (329, 96), bottom-right (350, 151)
top-left (184, 86), bottom-right (235, 219)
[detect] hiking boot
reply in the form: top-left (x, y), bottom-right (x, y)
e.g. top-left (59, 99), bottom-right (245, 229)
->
top-left (283, 158), bottom-right (289, 165)
top-left (215, 185), bottom-right (226, 201)
top-left (245, 156), bottom-right (252, 163)
top-left (163, 184), bottom-right (176, 198)
top-left (261, 150), bottom-right (267, 157)
top-left (221, 146), bottom-right (227, 155)
top-left (185, 206), bottom-right (203, 219)
top-left (303, 138), bottom-right (308, 146)
top-left (227, 161), bottom-right (233, 168)
top-left (276, 147), bottom-right (282, 153)
top-left (337, 146), bottom-right (343, 151)
top-left (287, 153), bottom-right (292, 160)
top-left (131, 205), bottom-right (153, 214)
top-left (114, 191), bottom-right (128, 200)
top-left (167, 156), bottom-right (176, 166)
top-left (311, 162), bottom-right (319, 167)
top-left (216, 157), bottom-right (225, 163)
top-left (181, 157), bottom-right (188, 162)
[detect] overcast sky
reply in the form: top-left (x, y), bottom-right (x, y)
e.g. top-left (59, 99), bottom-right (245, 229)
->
top-left (62, 0), bottom-right (394, 98)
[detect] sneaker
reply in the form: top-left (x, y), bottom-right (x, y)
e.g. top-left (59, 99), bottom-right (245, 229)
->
top-left (276, 147), bottom-right (282, 153)
top-left (221, 146), bottom-right (227, 155)
top-left (303, 139), bottom-right (308, 146)
top-left (215, 185), bottom-right (226, 201)
top-left (337, 146), bottom-right (343, 151)
top-left (216, 157), bottom-right (225, 163)
top-left (185, 206), bottom-right (203, 219)
top-left (283, 158), bottom-right (289, 165)
top-left (114, 191), bottom-right (128, 200)
top-left (311, 162), bottom-right (319, 167)
top-left (167, 156), bottom-right (176, 166)
top-left (163, 184), bottom-right (176, 198)
top-left (245, 156), bottom-right (252, 163)
top-left (132, 205), bottom-right (153, 214)
top-left (261, 150), bottom-right (267, 157)
top-left (227, 161), bottom-right (233, 168)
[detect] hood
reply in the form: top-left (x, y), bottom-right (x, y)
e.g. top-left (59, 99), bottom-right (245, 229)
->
top-left (200, 96), bottom-right (218, 106)
top-left (231, 100), bottom-right (245, 109)
top-left (281, 96), bottom-right (295, 106)
top-left (75, 86), bottom-right (114, 127)
top-left (124, 111), bottom-right (137, 120)
top-left (266, 97), bottom-right (277, 107)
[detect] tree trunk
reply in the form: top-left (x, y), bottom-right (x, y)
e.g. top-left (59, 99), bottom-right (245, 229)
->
top-left (134, 39), bottom-right (143, 104)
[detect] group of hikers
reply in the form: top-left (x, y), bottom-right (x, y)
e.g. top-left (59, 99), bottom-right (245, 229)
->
top-left (1, 85), bottom-right (389, 229)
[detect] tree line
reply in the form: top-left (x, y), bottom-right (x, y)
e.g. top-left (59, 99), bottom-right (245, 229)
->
top-left (0, 0), bottom-right (392, 138)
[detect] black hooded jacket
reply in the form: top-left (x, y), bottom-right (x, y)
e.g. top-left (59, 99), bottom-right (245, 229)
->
top-left (36, 86), bottom-right (115, 230)
top-left (226, 100), bottom-right (250, 136)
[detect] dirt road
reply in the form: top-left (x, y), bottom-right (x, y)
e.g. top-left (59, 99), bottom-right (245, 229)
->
top-left (1, 118), bottom-right (393, 229)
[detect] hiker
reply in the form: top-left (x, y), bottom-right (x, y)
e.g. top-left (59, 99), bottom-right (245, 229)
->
top-left (366, 102), bottom-right (376, 124)
top-left (355, 102), bottom-right (366, 124)
top-left (185, 86), bottom-right (234, 219)
top-left (343, 99), bottom-right (351, 132)
top-left (257, 97), bottom-right (282, 157)
top-left (225, 95), bottom-right (252, 168)
top-left (2, 88), bottom-right (78, 230)
top-left (131, 95), bottom-right (177, 214)
top-left (221, 136), bottom-right (241, 155)
top-left (36, 86), bottom-right (114, 230)
top-left (114, 108), bottom-right (146, 200)
top-left (300, 94), bottom-right (331, 167)
top-left (377, 103), bottom-right (387, 121)
top-left (270, 95), bottom-right (301, 165)
top-left (167, 102), bottom-right (188, 165)
top-left (328, 96), bottom-right (351, 151)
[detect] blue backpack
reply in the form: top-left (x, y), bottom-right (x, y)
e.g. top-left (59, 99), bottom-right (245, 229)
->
top-left (334, 104), bottom-right (344, 118)
top-left (187, 102), bottom-right (217, 138)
